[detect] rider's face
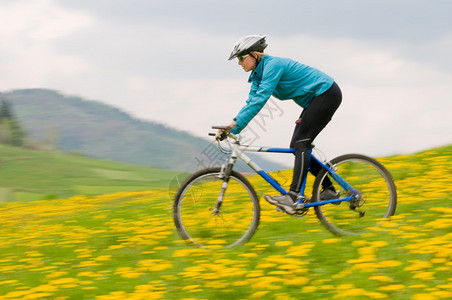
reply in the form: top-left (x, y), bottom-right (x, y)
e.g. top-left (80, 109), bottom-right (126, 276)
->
top-left (238, 54), bottom-right (256, 72)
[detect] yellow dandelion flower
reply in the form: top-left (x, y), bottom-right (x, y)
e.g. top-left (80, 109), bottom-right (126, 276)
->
top-left (379, 260), bottom-right (402, 268)
top-left (365, 291), bottom-right (388, 299)
top-left (336, 288), bottom-right (367, 297)
top-left (358, 246), bottom-right (375, 255)
top-left (95, 255), bottom-right (112, 261)
top-left (370, 275), bottom-right (393, 282)
top-left (256, 263), bottom-right (277, 269)
top-left (107, 245), bottom-right (124, 250)
top-left (351, 262), bottom-right (378, 272)
top-left (31, 284), bottom-right (58, 292)
top-left (77, 271), bottom-right (98, 278)
top-left (301, 286), bottom-right (317, 293)
top-left (77, 260), bottom-right (100, 268)
top-left (371, 241), bottom-right (388, 248)
top-left (274, 294), bottom-right (297, 300)
top-left (431, 291), bottom-right (452, 298)
top-left (284, 277), bottom-right (309, 285)
top-left (252, 276), bottom-right (282, 289)
top-left (323, 238), bottom-right (340, 244)
top-left (381, 221), bottom-right (398, 228)
top-left (275, 241), bottom-right (293, 247)
top-left (320, 285), bottom-right (335, 291)
top-left (437, 284), bottom-right (452, 290)
top-left (233, 281), bottom-right (248, 287)
top-left (239, 253), bottom-right (258, 258)
top-left (0, 280), bottom-right (18, 285)
top-left (337, 283), bottom-right (355, 290)
top-left (5, 291), bottom-right (30, 298)
top-left (148, 263), bottom-right (172, 272)
top-left (413, 271), bottom-right (435, 280)
top-left (23, 292), bottom-right (53, 299)
top-left (172, 249), bottom-right (196, 257)
top-left (405, 260), bottom-right (432, 271)
top-left (425, 219), bottom-right (452, 229)
top-left (286, 244), bottom-right (314, 257)
top-left (412, 294), bottom-right (437, 300)
top-left (135, 285), bottom-right (156, 292)
top-left (431, 258), bottom-right (447, 264)
top-left (154, 246), bottom-right (168, 250)
top-left (378, 284), bottom-right (405, 291)
top-left (46, 271), bottom-right (68, 279)
top-left (430, 207), bottom-right (452, 214)
top-left (352, 240), bottom-right (368, 247)
top-left (250, 291), bottom-right (270, 298)
top-left (246, 270), bottom-right (265, 278)
top-left (26, 251), bottom-right (43, 257)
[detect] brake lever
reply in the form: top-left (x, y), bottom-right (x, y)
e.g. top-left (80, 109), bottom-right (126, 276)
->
top-left (208, 131), bottom-right (228, 141)
top-left (212, 126), bottom-right (230, 130)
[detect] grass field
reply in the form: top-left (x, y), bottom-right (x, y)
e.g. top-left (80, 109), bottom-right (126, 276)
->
top-left (0, 145), bottom-right (450, 299)
top-left (0, 145), bottom-right (179, 202)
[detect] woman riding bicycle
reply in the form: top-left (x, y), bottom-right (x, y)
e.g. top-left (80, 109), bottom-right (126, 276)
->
top-left (217, 34), bottom-right (342, 215)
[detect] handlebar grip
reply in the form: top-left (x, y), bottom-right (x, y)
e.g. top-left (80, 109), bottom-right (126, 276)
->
top-left (212, 125), bottom-right (230, 130)
top-left (208, 133), bottom-right (216, 136)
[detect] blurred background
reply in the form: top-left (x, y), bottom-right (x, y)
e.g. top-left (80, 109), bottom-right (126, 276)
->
top-left (0, 0), bottom-right (451, 168)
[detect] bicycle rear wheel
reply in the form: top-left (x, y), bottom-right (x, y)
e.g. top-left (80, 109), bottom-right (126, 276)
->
top-left (313, 154), bottom-right (397, 236)
top-left (173, 167), bottom-right (260, 248)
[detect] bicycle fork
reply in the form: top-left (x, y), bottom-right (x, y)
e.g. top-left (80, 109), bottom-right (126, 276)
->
top-left (214, 158), bottom-right (236, 214)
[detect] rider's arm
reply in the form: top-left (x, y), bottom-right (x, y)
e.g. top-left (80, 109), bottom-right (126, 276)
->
top-left (231, 59), bottom-right (284, 134)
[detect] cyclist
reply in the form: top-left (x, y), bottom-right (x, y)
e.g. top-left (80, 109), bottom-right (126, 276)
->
top-left (216, 34), bottom-right (342, 215)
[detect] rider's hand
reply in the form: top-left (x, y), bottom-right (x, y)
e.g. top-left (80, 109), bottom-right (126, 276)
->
top-left (215, 121), bottom-right (237, 141)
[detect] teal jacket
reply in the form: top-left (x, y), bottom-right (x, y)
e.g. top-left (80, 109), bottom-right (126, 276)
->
top-left (231, 55), bottom-right (334, 134)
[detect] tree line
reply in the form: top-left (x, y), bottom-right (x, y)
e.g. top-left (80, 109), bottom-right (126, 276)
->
top-left (0, 100), bottom-right (26, 147)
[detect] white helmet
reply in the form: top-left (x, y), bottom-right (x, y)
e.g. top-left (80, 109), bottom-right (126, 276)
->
top-left (228, 34), bottom-right (267, 60)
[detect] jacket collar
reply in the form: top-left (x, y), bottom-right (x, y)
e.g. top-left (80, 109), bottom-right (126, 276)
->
top-left (248, 55), bottom-right (268, 83)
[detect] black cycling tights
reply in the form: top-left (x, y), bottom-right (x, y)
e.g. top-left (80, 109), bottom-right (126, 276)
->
top-left (289, 82), bottom-right (342, 195)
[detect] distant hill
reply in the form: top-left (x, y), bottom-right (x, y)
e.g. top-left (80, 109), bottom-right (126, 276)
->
top-left (0, 89), bottom-right (286, 172)
top-left (0, 143), bottom-right (178, 202)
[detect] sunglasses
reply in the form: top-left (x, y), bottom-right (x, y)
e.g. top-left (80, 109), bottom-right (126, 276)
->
top-left (237, 54), bottom-right (249, 62)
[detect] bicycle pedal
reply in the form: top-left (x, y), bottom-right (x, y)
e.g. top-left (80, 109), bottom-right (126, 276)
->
top-left (294, 203), bottom-right (305, 210)
top-left (275, 207), bottom-right (285, 213)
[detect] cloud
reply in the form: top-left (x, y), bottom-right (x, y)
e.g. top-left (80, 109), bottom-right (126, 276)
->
top-left (0, 0), bottom-right (95, 40)
top-left (55, 0), bottom-right (452, 42)
top-left (0, 0), bottom-right (96, 88)
top-left (0, 0), bottom-right (451, 167)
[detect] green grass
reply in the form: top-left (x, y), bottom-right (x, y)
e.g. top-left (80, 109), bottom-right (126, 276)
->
top-left (0, 144), bottom-right (450, 299)
top-left (0, 144), bottom-right (181, 202)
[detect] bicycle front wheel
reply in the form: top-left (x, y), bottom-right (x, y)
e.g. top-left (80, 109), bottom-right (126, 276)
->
top-left (313, 154), bottom-right (397, 236)
top-left (173, 167), bottom-right (260, 248)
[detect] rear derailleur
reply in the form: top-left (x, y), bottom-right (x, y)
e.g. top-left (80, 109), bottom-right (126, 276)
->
top-left (347, 190), bottom-right (366, 217)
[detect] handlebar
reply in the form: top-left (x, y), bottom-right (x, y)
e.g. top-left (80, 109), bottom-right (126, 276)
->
top-left (212, 126), bottom-right (230, 130)
top-left (208, 126), bottom-right (238, 142)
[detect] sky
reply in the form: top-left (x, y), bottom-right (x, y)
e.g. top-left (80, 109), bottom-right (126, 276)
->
top-left (1, 0), bottom-right (451, 167)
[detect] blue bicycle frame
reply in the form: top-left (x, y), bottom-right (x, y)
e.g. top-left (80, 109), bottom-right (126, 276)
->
top-left (228, 143), bottom-right (357, 207)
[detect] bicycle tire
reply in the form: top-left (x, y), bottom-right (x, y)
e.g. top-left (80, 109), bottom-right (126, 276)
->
top-left (173, 167), bottom-right (260, 248)
top-left (312, 154), bottom-right (397, 236)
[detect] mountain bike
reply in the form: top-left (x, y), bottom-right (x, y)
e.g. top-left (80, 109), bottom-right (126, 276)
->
top-left (173, 126), bottom-right (397, 248)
